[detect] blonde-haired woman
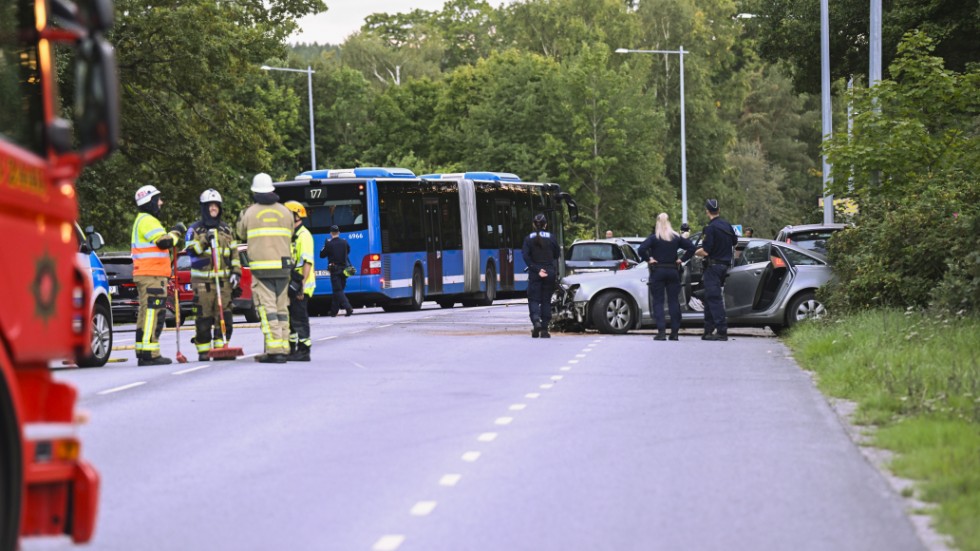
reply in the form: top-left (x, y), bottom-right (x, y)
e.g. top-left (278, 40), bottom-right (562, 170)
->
top-left (637, 213), bottom-right (696, 340)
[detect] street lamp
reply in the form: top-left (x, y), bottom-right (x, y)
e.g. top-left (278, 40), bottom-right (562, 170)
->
top-left (261, 65), bottom-right (317, 171)
top-left (615, 47), bottom-right (689, 224)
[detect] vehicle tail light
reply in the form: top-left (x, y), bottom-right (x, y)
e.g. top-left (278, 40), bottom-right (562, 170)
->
top-left (361, 254), bottom-right (381, 275)
top-left (618, 260), bottom-right (627, 271)
top-left (786, 238), bottom-right (792, 244)
top-left (771, 255), bottom-right (787, 269)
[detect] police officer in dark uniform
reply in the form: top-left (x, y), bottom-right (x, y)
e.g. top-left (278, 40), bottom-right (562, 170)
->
top-left (319, 224), bottom-right (354, 317)
top-left (695, 199), bottom-right (738, 341)
top-left (521, 214), bottom-right (561, 338)
top-left (638, 213), bottom-right (696, 340)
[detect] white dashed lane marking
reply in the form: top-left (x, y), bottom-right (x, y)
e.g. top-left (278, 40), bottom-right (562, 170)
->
top-left (478, 432), bottom-right (498, 442)
top-left (316, 335), bottom-right (338, 342)
top-left (372, 535), bottom-right (405, 551)
top-left (410, 501), bottom-right (437, 517)
top-left (173, 365), bottom-right (209, 375)
top-left (97, 382), bottom-right (146, 395)
top-left (462, 451), bottom-right (481, 462)
top-left (508, 404), bottom-right (526, 411)
top-left (560, 366), bottom-right (571, 372)
top-left (540, 383), bottom-right (554, 390)
top-left (494, 417), bottom-right (514, 426)
top-left (525, 393), bottom-right (540, 399)
top-left (551, 375), bottom-right (563, 381)
top-left (439, 474), bottom-right (462, 487)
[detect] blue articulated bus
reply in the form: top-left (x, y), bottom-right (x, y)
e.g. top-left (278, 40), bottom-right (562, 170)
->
top-left (272, 168), bottom-right (578, 312)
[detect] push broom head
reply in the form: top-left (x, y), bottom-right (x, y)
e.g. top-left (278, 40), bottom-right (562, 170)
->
top-left (207, 346), bottom-right (244, 360)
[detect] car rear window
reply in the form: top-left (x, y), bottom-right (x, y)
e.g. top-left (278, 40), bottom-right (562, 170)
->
top-left (569, 244), bottom-right (620, 261)
top-left (102, 258), bottom-right (133, 278)
top-left (782, 248), bottom-right (825, 266)
top-left (786, 231), bottom-right (837, 251)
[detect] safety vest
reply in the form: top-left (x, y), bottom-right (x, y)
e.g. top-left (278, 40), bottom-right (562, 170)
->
top-left (236, 202), bottom-right (294, 278)
top-left (292, 225), bottom-right (316, 296)
top-left (131, 213), bottom-right (171, 277)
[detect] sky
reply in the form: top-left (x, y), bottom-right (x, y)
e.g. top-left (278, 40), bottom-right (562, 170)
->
top-left (289, 0), bottom-right (511, 45)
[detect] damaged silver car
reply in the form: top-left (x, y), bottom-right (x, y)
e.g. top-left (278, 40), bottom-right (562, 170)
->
top-left (552, 238), bottom-right (832, 335)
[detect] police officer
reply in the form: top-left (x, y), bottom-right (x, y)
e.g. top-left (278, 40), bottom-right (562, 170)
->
top-left (637, 213), bottom-right (696, 341)
top-left (319, 225), bottom-right (354, 317)
top-left (680, 222), bottom-right (691, 239)
top-left (695, 199), bottom-right (738, 341)
top-left (521, 213), bottom-right (561, 338)
top-left (184, 189), bottom-right (241, 361)
top-left (284, 201), bottom-right (315, 361)
top-left (236, 173), bottom-right (294, 363)
top-left (131, 185), bottom-right (183, 366)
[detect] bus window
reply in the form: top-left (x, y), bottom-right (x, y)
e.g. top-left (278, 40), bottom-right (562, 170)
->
top-left (277, 182), bottom-right (367, 233)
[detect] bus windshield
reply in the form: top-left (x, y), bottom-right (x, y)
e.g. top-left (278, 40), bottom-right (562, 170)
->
top-left (277, 181), bottom-right (367, 234)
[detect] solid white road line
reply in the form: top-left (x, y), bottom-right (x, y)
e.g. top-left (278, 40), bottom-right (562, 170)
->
top-left (478, 432), bottom-right (498, 442)
top-left (97, 382), bottom-right (146, 395)
top-left (173, 365), bottom-right (209, 375)
top-left (410, 501), bottom-right (437, 516)
top-left (461, 451), bottom-right (481, 462)
top-left (439, 474), bottom-right (462, 487)
top-left (316, 335), bottom-right (338, 342)
top-left (378, 324), bottom-right (393, 328)
top-left (372, 535), bottom-right (405, 551)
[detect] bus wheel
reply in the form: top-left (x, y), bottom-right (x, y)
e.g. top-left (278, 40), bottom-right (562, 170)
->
top-left (438, 301), bottom-right (455, 309)
top-left (409, 268), bottom-right (424, 310)
top-left (1, 374), bottom-right (23, 551)
top-left (477, 265), bottom-right (497, 306)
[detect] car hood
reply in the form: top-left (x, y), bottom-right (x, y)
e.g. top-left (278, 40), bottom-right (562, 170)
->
top-left (562, 265), bottom-right (646, 286)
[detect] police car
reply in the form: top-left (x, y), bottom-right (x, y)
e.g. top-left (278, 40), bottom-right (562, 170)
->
top-left (75, 223), bottom-right (113, 367)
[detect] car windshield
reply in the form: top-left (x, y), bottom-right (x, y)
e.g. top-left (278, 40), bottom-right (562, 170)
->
top-left (569, 244), bottom-right (620, 261)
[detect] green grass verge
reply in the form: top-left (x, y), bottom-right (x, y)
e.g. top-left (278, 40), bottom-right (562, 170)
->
top-left (786, 310), bottom-right (980, 551)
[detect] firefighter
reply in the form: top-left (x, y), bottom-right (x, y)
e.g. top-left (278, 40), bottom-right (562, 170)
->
top-left (184, 189), bottom-right (241, 361)
top-left (131, 185), bottom-right (184, 366)
top-left (236, 173), bottom-right (294, 363)
top-left (284, 201), bottom-right (315, 361)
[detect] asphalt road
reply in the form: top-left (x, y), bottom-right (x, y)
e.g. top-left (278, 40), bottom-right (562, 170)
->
top-left (48, 301), bottom-right (925, 551)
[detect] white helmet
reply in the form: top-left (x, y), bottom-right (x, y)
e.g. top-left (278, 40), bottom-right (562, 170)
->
top-left (251, 173), bottom-right (274, 193)
top-left (199, 188), bottom-right (222, 204)
top-left (135, 185), bottom-right (161, 206)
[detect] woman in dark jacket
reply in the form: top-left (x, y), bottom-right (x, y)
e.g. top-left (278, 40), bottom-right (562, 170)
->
top-left (637, 213), bottom-right (696, 340)
top-left (521, 214), bottom-right (561, 338)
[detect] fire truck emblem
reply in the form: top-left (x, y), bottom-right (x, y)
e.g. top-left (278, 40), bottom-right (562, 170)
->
top-left (32, 252), bottom-right (60, 322)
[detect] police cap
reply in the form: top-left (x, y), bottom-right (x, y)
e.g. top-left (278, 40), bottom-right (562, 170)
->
top-left (329, 224), bottom-right (340, 232)
top-left (705, 199), bottom-right (720, 213)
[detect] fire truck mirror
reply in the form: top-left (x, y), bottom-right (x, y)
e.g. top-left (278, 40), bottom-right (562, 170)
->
top-left (80, 0), bottom-right (115, 31)
top-left (75, 37), bottom-right (120, 157)
top-left (47, 118), bottom-right (73, 155)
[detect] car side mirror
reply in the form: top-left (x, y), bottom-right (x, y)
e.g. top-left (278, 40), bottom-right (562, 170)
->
top-left (89, 232), bottom-right (105, 251)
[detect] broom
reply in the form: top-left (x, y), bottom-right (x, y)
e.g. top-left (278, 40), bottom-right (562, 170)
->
top-left (207, 229), bottom-right (244, 360)
top-left (172, 250), bottom-right (188, 364)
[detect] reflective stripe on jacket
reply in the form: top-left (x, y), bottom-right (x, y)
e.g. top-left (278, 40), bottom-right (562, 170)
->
top-left (131, 213), bottom-right (171, 277)
top-left (184, 222), bottom-right (241, 283)
top-left (292, 225), bottom-right (316, 296)
top-left (237, 203), bottom-right (294, 278)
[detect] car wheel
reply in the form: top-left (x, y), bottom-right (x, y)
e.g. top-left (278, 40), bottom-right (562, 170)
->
top-left (243, 307), bottom-right (260, 323)
top-left (476, 264), bottom-right (496, 306)
top-left (408, 268), bottom-right (424, 310)
top-left (77, 301), bottom-right (113, 367)
top-left (786, 291), bottom-right (825, 328)
top-left (591, 291), bottom-right (634, 335)
top-left (0, 376), bottom-right (22, 551)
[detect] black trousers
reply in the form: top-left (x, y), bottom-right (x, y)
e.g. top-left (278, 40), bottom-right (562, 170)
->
top-left (330, 273), bottom-right (352, 314)
top-left (648, 268), bottom-right (682, 334)
top-left (527, 271), bottom-right (556, 325)
top-left (703, 264), bottom-right (729, 334)
top-left (288, 293), bottom-right (311, 350)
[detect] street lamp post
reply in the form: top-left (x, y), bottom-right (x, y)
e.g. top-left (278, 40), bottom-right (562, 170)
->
top-left (261, 65), bottom-right (317, 171)
top-left (615, 47), bottom-right (689, 224)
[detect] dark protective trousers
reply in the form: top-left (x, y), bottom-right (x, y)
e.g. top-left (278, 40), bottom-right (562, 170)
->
top-left (648, 267), bottom-right (682, 335)
top-left (702, 264), bottom-right (729, 335)
top-left (330, 273), bottom-right (352, 315)
top-left (527, 271), bottom-right (557, 325)
top-left (288, 291), bottom-right (311, 352)
top-left (192, 281), bottom-right (234, 356)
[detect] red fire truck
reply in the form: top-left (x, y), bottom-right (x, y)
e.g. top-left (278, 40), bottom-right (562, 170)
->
top-left (0, 0), bottom-right (119, 547)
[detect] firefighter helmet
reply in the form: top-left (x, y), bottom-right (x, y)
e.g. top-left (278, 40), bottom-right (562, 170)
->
top-left (199, 189), bottom-right (222, 204)
top-left (284, 201), bottom-right (308, 218)
top-left (251, 172), bottom-right (274, 193)
top-left (135, 185), bottom-right (161, 206)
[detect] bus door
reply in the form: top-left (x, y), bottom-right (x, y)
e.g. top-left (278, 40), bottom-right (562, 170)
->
top-left (495, 200), bottom-right (515, 289)
top-left (423, 199), bottom-right (443, 293)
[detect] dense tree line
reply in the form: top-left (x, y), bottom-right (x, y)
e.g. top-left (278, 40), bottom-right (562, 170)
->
top-left (78, 0), bottom-right (979, 315)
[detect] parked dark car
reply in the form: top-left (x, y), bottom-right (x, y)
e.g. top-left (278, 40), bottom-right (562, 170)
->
top-left (565, 238), bottom-right (641, 276)
top-left (233, 245), bottom-right (259, 323)
top-left (774, 223), bottom-right (847, 256)
top-left (99, 252), bottom-right (193, 326)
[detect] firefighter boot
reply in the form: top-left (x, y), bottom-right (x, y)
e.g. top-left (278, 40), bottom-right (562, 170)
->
top-left (287, 344), bottom-right (311, 362)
